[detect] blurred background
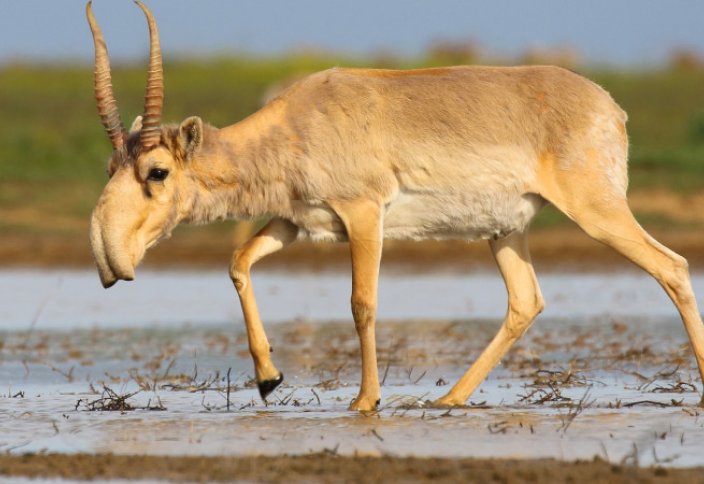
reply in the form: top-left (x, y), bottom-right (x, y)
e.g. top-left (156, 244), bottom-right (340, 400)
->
top-left (1, 0), bottom-right (703, 271)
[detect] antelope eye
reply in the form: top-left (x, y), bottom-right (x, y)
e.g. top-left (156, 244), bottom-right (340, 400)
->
top-left (147, 168), bottom-right (169, 182)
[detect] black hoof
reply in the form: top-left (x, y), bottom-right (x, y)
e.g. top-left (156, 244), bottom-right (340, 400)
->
top-left (258, 373), bottom-right (284, 400)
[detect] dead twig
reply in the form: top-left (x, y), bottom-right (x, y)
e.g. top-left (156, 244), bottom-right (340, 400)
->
top-left (380, 360), bottom-right (391, 387)
top-left (488, 420), bottom-right (509, 434)
top-left (226, 367), bottom-right (232, 411)
top-left (557, 387), bottom-right (595, 434)
top-left (76, 386), bottom-right (138, 412)
top-left (311, 388), bottom-right (321, 405)
top-left (651, 382), bottom-right (697, 394)
top-left (622, 399), bottom-right (683, 408)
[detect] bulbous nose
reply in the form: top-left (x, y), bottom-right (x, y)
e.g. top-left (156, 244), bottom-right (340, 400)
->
top-left (90, 198), bottom-right (136, 289)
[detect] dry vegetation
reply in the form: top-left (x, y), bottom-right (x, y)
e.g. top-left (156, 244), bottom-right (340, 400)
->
top-left (2, 316), bottom-right (701, 414)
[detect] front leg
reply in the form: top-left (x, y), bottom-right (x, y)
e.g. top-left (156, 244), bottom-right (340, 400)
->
top-left (229, 218), bottom-right (298, 401)
top-left (330, 199), bottom-right (383, 412)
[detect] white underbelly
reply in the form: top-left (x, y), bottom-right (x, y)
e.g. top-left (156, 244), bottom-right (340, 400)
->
top-left (383, 190), bottom-right (543, 240)
top-left (293, 191), bottom-right (544, 242)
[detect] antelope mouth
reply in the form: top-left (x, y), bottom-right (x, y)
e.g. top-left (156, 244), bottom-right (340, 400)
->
top-left (103, 268), bottom-right (135, 288)
top-left (93, 244), bottom-right (137, 289)
top-left (95, 254), bottom-right (136, 289)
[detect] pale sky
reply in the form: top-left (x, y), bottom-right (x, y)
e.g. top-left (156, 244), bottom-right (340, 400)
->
top-left (1, 1), bottom-right (703, 67)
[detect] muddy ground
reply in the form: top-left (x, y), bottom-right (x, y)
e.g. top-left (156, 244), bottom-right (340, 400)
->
top-left (2, 452), bottom-right (704, 483)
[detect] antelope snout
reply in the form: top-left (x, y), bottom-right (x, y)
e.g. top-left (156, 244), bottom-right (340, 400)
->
top-left (90, 208), bottom-right (136, 288)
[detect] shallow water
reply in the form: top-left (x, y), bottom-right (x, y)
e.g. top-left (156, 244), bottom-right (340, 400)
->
top-left (1, 269), bottom-right (704, 467)
top-left (2, 269), bottom-right (702, 330)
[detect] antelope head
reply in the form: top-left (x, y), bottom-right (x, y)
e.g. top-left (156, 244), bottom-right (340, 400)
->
top-left (87, 1), bottom-right (204, 288)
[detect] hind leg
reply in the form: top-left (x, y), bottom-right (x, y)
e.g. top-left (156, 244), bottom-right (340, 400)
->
top-left (547, 192), bottom-right (704, 404)
top-left (434, 231), bottom-right (544, 407)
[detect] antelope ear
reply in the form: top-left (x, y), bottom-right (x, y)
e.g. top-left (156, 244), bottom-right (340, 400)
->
top-left (129, 115), bottom-right (143, 134)
top-left (178, 116), bottom-right (203, 161)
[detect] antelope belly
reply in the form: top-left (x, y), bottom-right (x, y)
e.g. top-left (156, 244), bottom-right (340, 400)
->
top-left (292, 191), bottom-right (544, 242)
top-left (382, 190), bottom-right (544, 241)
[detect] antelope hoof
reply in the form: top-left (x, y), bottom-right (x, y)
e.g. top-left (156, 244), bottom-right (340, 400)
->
top-left (431, 395), bottom-right (466, 409)
top-left (258, 373), bottom-right (284, 400)
top-left (349, 395), bottom-right (381, 412)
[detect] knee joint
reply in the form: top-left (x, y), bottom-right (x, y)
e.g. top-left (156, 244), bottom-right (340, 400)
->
top-left (229, 250), bottom-right (252, 292)
top-left (505, 296), bottom-right (544, 339)
top-left (672, 255), bottom-right (690, 280)
top-left (229, 262), bottom-right (250, 294)
top-left (664, 255), bottom-right (694, 302)
top-left (351, 297), bottom-right (376, 331)
top-left (230, 270), bottom-right (249, 293)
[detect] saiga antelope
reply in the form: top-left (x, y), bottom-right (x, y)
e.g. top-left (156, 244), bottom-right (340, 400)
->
top-left (87, 2), bottom-right (704, 411)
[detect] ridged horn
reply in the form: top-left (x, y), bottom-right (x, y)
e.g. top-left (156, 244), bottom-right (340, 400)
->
top-left (135, 1), bottom-right (164, 149)
top-left (86, 1), bottom-right (126, 150)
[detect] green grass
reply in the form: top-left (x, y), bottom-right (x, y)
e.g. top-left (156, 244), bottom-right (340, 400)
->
top-left (1, 57), bottom-right (703, 233)
top-left (589, 69), bottom-right (704, 193)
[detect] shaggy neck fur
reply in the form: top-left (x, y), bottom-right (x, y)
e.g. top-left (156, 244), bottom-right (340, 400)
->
top-left (183, 108), bottom-right (298, 224)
